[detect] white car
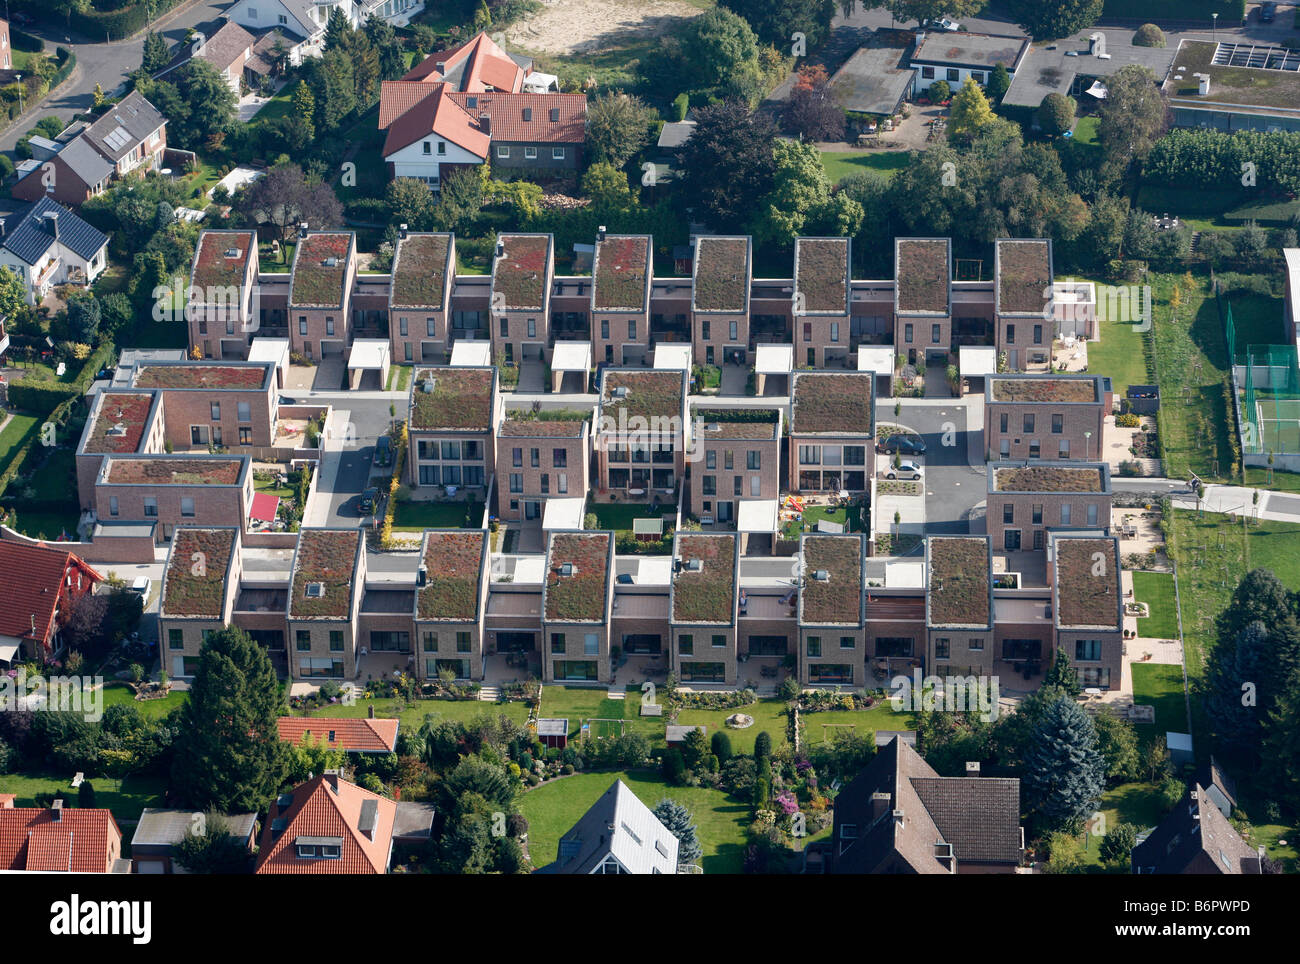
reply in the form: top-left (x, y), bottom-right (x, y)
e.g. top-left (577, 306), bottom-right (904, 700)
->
top-left (129, 576), bottom-right (152, 597)
top-left (886, 460), bottom-right (923, 481)
top-left (930, 17), bottom-right (961, 31)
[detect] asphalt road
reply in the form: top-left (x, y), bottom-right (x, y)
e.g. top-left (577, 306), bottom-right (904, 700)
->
top-left (0, 0), bottom-right (230, 155)
top-left (894, 398), bottom-right (987, 535)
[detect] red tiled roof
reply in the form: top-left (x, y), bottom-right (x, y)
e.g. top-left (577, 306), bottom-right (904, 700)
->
top-left (382, 84), bottom-right (490, 159)
top-left (0, 542), bottom-right (102, 646)
top-left (276, 717), bottom-right (399, 753)
top-left (0, 809), bottom-right (122, 873)
top-left (447, 91), bottom-right (586, 145)
top-left (254, 775), bottom-right (396, 874)
top-left (402, 32), bottom-right (524, 93)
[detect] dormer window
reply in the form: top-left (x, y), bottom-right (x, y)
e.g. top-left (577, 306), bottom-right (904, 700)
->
top-left (523, 107), bottom-right (532, 122)
top-left (550, 108), bottom-right (560, 122)
top-left (295, 836), bottom-right (342, 859)
top-left (305, 582), bottom-right (325, 598)
top-left (560, 563), bottom-right (576, 577)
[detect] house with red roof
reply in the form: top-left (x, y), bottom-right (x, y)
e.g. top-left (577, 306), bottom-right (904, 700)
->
top-left (276, 712), bottom-right (399, 753)
top-left (254, 772), bottom-right (396, 874)
top-left (0, 539), bottom-right (103, 667)
top-left (0, 799), bottom-right (125, 873)
top-left (378, 32), bottom-right (582, 191)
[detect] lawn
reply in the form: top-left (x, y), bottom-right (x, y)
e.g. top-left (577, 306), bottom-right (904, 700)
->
top-left (1071, 115), bottom-right (1099, 146)
top-left (301, 695), bottom-right (531, 734)
top-left (386, 364), bottom-right (413, 392)
top-left (801, 701), bottom-right (919, 745)
top-left (780, 503), bottom-right (865, 542)
top-left (1131, 663), bottom-right (1189, 737)
top-left (537, 686), bottom-right (663, 744)
top-left (1148, 272), bottom-right (1238, 481)
top-left (819, 150), bottom-right (909, 185)
top-left (254, 476), bottom-right (295, 499)
top-left (518, 769), bottom-right (750, 873)
top-left (1074, 779), bottom-right (1176, 871)
top-left (0, 771), bottom-right (168, 823)
top-left (1131, 571), bottom-right (1179, 640)
top-left (5, 506), bottom-right (79, 540)
top-left (588, 502), bottom-right (670, 533)
top-left (99, 682), bottom-right (188, 720)
top-left (391, 500), bottom-right (485, 530)
top-left (0, 412), bottom-right (41, 473)
top-left (1087, 304), bottom-right (1152, 397)
top-left (1243, 467), bottom-right (1300, 492)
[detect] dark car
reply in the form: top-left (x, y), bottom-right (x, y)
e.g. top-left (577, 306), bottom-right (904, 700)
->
top-left (359, 487), bottom-right (379, 515)
top-left (374, 435), bottom-right (392, 466)
top-left (1260, 1), bottom-right (1277, 21)
top-left (876, 434), bottom-right (927, 456)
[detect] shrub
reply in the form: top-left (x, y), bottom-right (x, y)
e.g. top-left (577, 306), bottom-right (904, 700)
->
top-left (1037, 92), bottom-right (1076, 136)
top-left (754, 730), bottom-right (772, 760)
top-left (661, 748), bottom-right (686, 786)
top-left (928, 80), bottom-right (950, 101)
top-left (1133, 24), bottom-right (1165, 47)
top-left (779, 676), bottom-right (800, 700)
top-left (671, 92), bottom-right (689, 122)
top-left (711, 731), bottom-right (733, 764)
top-left (78, 781), bottom-right (96, 808)
top-left (1116, 412), bottom-right (1141, 428)
top-left (0, 155), bottom-right (14, 179)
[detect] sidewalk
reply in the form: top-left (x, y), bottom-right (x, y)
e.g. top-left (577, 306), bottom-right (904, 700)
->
top-left (1170, 484), bottom-right (1300, 524)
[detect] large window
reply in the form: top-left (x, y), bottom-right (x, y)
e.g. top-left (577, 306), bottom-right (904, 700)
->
top-left (810, 664), bottom-right (853, 683)
top-left (875, 637), bottom-right (913, 657)
top-left (1075, 639), bottom-right (1102, 662)
top-left (680, 661), bottom-right (725, 682)
top-left (370, 631), bottom-right (410, 652)
top-left (553, 660), bottom-right (598, 681)
top-left (1001, 638), bottom-right (1042, 661)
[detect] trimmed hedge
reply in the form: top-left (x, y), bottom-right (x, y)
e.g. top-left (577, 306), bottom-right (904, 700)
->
top-left (70, 0), bottom-right (184, 42)
top-left (10, 28), bottom-right (44, 53)
top-left (7, 379), bottom-right (80, 413)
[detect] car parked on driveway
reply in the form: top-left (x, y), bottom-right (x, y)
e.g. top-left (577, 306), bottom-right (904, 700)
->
top-left (877, 434), bottom-right (927, 456)
top-left (1260, 2), bottom-right (1277, 21)
top-left (359, 488), bottom-right (379, 515)
top-left (885, 460), bottom-right (923, 481)
top-left (374, 435), bottom-right (392, 467)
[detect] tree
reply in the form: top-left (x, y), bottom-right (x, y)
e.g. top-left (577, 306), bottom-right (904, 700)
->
top-left (78, 780), bottom-right (95, 808)
top-left (51, 0), bottom-right (89, 28)
top-left (142, 31), bottom-right (170, 74)
top-left (170, 627), bottom-right (289, 813)
top-left (1021, 695), bottom-right (1105, 831)
top-left (173, 811), bottom-right (254, 873)
top-left (866, 0), bottom-right (988, 24)
top-left (947, 78), bottom-right (996, 140)
top-left (1097, 65), bottom-right (1169, 174)
top-left (432, 166), bottom-right (484, 233)
top-left (1133, 23), bottom-right (1166, 47)
top-left (1260, 675), bottom-right (1300, 812)
top-left (307, 49), bottom-right (358, 131)
top-left (65, 292), bottom-right (101, 345)
top-left (323, 6), bottom-right (351, 51)
top-left (238, 162), bottom-right (344, 248)
top-left (1098, 823), bottom-right (1137, 866)
top-left (711, 731), bottom-right (733, 763)
top-left (751, 138), bottom-right (864, 247)
top-left (677, 8), bottom-right (766, 107)
top-left (1092, 712), bottom-right (1141, 783)
top-left (987, 63), bottom-right (1011, 105)
top-left (364, 17), bottom-right (407, 81)
top-left (720, 0), bottom-right (836, 51)
top-left (153, 59), bottom-right (237, 150)
top-left (927, 79), bottom-right (950, 102)
top-left (1037, 93), bottom-right (1076, 136)
top-left (581, 162), bottom-right (633, 207)
top-left (679, 100), bottom-right (777, 233)
top-left (336, 28), bottom-right (380, 104)
top-left (662, 748), bottom-right (687, 785)
top-left (783, 64), bottom-right (845, 142)
top-left (1206, 621), bottom-right (1279, 767)
top-left (290, 80), bottom-right (316, 144)
top-left (1006, 0), bottom-right (1102, 39)
top-left (584, 91), bottom-right (655, 169)
top-left (1043, 648), bottom-right (1082, 697)
top-left (652, 798), bottom-right (703, 870)
top-left (287, 734), bottom-right (347, 784)
top-left (0, 266), bottom-right (26, 320)
top-left (754, 730), bottom-right (773, 760)
top-left (386, 177), bottom-right (437, 229)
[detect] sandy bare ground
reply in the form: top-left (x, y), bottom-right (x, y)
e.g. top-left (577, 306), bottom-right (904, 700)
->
top-left (504, 0), bottom-right (703, 56)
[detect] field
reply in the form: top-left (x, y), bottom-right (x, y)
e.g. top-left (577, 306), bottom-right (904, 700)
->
top-left (518, 769), bottom-right (749, 873)
top-left (1130, 571), bottom-right (1179, 639)
top-left (818, 150), bottom-right (910, 185)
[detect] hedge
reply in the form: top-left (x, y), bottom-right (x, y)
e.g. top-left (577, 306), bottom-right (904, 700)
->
top-left (70, 0), bottom-right (184, 42)
top-left (10, 28), bottom-right (44, 53)
top-left (50, 47), bottom-right (76, 91)
top-left (7, 379), bottom-right (81, 413)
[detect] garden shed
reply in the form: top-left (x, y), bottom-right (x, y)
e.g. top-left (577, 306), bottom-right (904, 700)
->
top-left (537, 718), bottom-right (569, 750)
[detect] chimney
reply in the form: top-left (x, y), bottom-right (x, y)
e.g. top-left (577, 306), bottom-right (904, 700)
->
top-left (43, 211), bottom-right (59, 241)
top-left (368, 704), bottom-right (375, 719)
top-left (478, 112), bottom-right (491, 135)
top-left (51, 799), bottom-right (63, 820)
top-left (965, 761), bottom-right (981, 776)
top-left (870, 791), bottom-right (892, 823)
top-left (597, 225), bottom-right (607, 242)
top-left (417, 565), bottom-right (427, 586)
top-left (298, 222), bottom-right (309, 240)
top-left (399, 223), bottom-right (409, 240)
top-left (495, 240), bottom-right (505, 259)
top-left (323, 769), bottom-right (341, 792)
top-left (0, 217), bottom-right (6, 238)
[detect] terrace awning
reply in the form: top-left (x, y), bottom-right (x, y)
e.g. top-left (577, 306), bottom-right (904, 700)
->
top-left (542, 496), bottom-right (585, 531)
top-left (551, 342), bottom-right (591, 373)
top-left (348, 339), bottom-right (390, 371)
top-left (959, 347), bottom-right (998, 378)
top-left (250, 492), bottom-right (279, 522)
top-left (450, 341), bottom-right (492, 367)
top-left (653, 344), bottom-right (692, 372)
top-left (857, 346), bottom-right (895, 376)
top-left (755, 344), bottom-right (793, 375)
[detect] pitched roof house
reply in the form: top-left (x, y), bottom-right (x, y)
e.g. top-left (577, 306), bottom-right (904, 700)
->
top-left (828, 739), bottom-right (1023, 874)
top-left (276, 715), bottom-right (400, 753)
top-left (378, 32), bottom-right (582, 191)
top-left (0, 540), bottom-right (103, 666)
top-left (1132, 784), bottom-right (1264, 874)
top-left (254, 772), bottom-right (397, 874)
top-left (0, 198), bottom-right (109, 303)
top-left (0, 800), bottom-right (124, 873)
top-left (537, 780), bottom-right (680, 874)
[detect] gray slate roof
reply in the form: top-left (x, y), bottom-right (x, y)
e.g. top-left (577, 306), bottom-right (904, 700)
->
top-left (56, 136), bottom-right (115, 188)
top-left (536, 780), bottom-right (679, 874)
top-left (2, 197), bottom-right (108, 265)
top-left (1131, 785), bottom-right (1262, 874)
top-left (81, 91), bottom-right (165, 163)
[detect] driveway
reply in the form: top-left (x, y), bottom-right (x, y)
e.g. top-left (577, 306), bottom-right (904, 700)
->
top-left (893, 398), bottom-right (987, 534)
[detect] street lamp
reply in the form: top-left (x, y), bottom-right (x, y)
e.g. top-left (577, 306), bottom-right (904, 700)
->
top-left (1212, 12), bottom-right (1218, 40)
top-left (14, 74), bottom-right (21, 115)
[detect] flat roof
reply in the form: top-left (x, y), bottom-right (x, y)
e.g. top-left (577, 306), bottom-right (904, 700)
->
top-left (551, 341), bottom-right (591, 372)
top-left (912, 31), bottom-right (1029, 70)
top-left (654, 344), bottom-right (693, 372)
top-left (410, 367), bottom-right (495, 431)
top-left (791, 371), bottom-right (873, 435)
top-left (990, 375), bottom-right (1100, 404)
top-left (132, 362), bottom-right (270, 391)
top-left (830, 43), bottom-right (915, 114)
top-left (348, 339), bottom-right (390, 370)
top-left (756, 344), bottom-right (794, 375)
top-left (959, 346), bottom-right (998, 377)
top-left (545, 531), bottom-right (613, 623)
top-left (542, 497), bottom-right (586, 531)
top-left (247, 338), bottom-right (291, 366)
top-left (672, 533), bottom-right (737, 624)
top-left (992, 463), bottom-right (1107, 493)
top-left (417, 530), bottom-right (486, 621)
top-left (492, 234), bottom-right (552, 311)
top-left (1166, 39), bottom-right (1300, 113)
top-left (1054, 536), bottom-right (1121, 630)
top-left (927, 537), bottom-right (991, 628)
top-left (692, 236), bottom-right (750, 313)
top-left (737, 499), bottom-right (779, 534)
top-left (1003, 35), bottom-right (1177, 108)
top-left (858, 346), bottom-right (894, 375)
top-left (450, 341), bottom-right (493, 367)
top-left (800, 534), bottom-right (864, 625)
top-left (83, 391), bottom-right (155, 455)
top-left (794, 238), bottom-right (849, 315)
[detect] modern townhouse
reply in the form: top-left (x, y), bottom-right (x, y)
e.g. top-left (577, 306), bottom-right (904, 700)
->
top-left (670, 533), bottom-right (741, 685)
top-left (894, 238), bottom-right (953, 367)
top-left (590, 232), bottom-right (653, 367)
top-left (691, 236), bottom-right (752, 367)
top-left (407, 365), bottom-right (500, 494)
top-left (76, 390), bottom-right (165, 510)
top-left (497, 409), bottom-right (591, 523)
top-left (128, 360), bottom-right (278, 451)
top-left (94, 455), bottom-right (253, 541)
top-left (594, 368), bottom-right (689, 500)
top-left (987, 461), bottom-right (1112, 552)
top-left (288, 230), bottom-right (357, 360)
top-left (158, 527), bottom-right (242, 678)
top-left (414, 529), bottom-right (490, 681)
top-left (793, 237), bottom-right (852, 368)
top-left (543, 531), bottom-right (616, 684)
top-left (287, 528), bottom-right (366, 681)
top-left (490, 233), bottom-right (554, 365)
top-left (187, 230), bottom-right (260, 359)
top-left (1050, 533), bottom-right (1123, 690)
top-left (789, 371), bottom-right (875, 493)
top-left (984, 374), bottom-right (1108, 462)
top-left (798, 534), bottom-right (866, 686)
top-left (686, 407), bottom-right (782, 529)
top-left (925, 536), bottom-right (994, 680)
top-left (994, 239), bottom-right (1053, 371)
top-left (388, 230), bottom-right (455, 365)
